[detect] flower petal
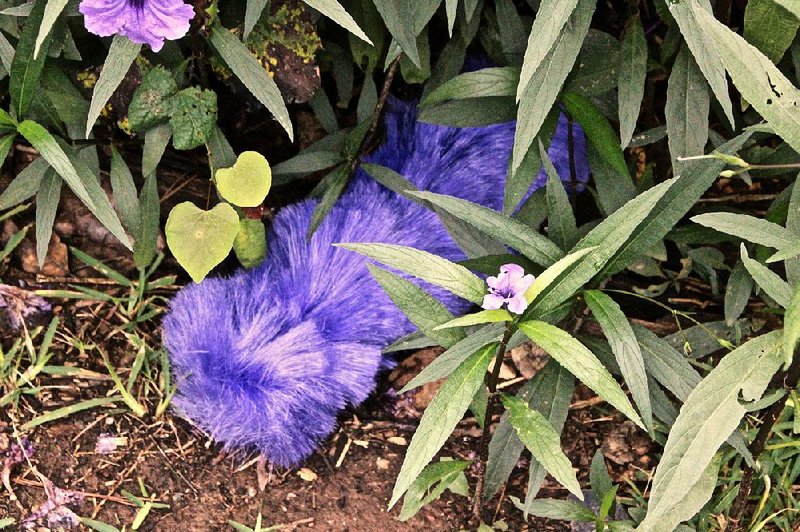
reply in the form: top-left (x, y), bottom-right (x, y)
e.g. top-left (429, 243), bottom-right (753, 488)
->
top-left (506, 294), bottom-right (529, 315)
top-left (481, 294), bottom-right (505, 310)
top-left (80, 0), bottom-right (128, 37)
top-left (500, 263), bottom-right (524, 276)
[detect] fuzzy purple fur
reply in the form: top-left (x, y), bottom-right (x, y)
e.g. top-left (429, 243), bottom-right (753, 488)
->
top-left (162, 99), bottom-right (589, 467)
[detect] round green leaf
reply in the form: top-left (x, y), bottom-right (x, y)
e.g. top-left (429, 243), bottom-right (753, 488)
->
top-left (215, 151), bottom-right (272, 207)
top-left (233, 218), bottom-right (267, 269)
top-left (165, 202), bottom-right (240, 283)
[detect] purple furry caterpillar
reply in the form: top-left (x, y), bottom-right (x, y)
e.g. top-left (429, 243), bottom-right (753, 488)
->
top-left (163, 99), bottom-right (589, 467)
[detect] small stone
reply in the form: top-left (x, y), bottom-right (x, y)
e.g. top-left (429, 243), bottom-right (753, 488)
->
top-left (387, 436), bottom-right (407, 446)
top-left (376, 458), bottom-right (390, 470)
top-left (297, 468), bottom-right (317, 482)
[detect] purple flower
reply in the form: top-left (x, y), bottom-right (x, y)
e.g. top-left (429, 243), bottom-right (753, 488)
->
top-left (79, 0), bottom-right (194, 52)
top-left (482, 264), bottom-right (534, 315)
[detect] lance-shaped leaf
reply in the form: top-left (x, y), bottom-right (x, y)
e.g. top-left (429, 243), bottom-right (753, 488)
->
top-left (639, 331), bottom-right (783, 528)
top-left (784, 286), bottom-right (800, 367)
top-left (617, 16), bottom-right (647, 149)
top-left (665, 0), bottom-right (735, 128)
top-left (368, 264), bottom-right (465, 349)
top-left (433, 309), bottom-right (512, 330)
top-left (741, 244), bottom-right (792, 308)
top-left (600, 132), bottom-right (752, 275)
top-left (585, 290), bottom-right (652, 432)
top-left (389, 343), bottom-right (495, 508)
top-left (526, 178), bottom-right (675, 317)
top-left (502, 394), bottom-right (582, 499)
top-left (542, 142), bottom-right (577, 251)
top-left (408, 191), bottom-right (564, 267)
top-left (691, 212), bottom-right (794, 249)
top-left (516, 0), bottom-right (581, 101)
top-left (421, 67), bottom-right (519, 106)
top-left (17, 121), bottom-right (130, 249)
top-left (337, 243), bottom-right (486, 304)
top-left (519, 320), bottom-right (643, 428)
top-left (692, 0), bottom-right (800, 153)
top-left (302, 0), bottom-right (372, 44)
top-left (666, 45), bottom-right (710, 167)
top-left (399, 325), bottom-right (504, 393)
top-left (34, 0), bottom-right (67, 59)
top-left (85, 37), bottom-right (140, 136)
top-left (484, 359), bottom-right (574, 502)
top-left (9, 0), bottom-right (50, 118)
top-left (510, 0), bottom-right (595, 177)
top-left (209, 23), bottom-right (293, 139)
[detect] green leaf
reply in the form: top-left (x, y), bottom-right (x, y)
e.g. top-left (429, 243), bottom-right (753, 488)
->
top-left (0, 135), bottom-right (14, 170)
top-left (526, 178), bottom-right (675, 316)
top-left (665, 0), bottom-right (735, 128)
top-left (502, 394), bottom-right (582, 499)
top-left (740, 244), bottom-right (792, 308)
top-left (272, 150), bottom-right (344, 180)
top-left (504, 108), bottom-right (558, 214)
top-left (109, 146), bottom-right (140, 237)
top-left (785, 286), bottom-right (800, 367)
top-left (128, 66), bottom-right (178, 132)
top-left (134, 172), bottom-right (159, 269)
top-left (166, 88), bottom-right (218, 150)
top-left (690, 212), bottom-right (794, 249)
top-left (511, 0), bottom-right (594, 177)
top-left (337, 242), bottom-right (486, 304)
top-left (389, 342), bottom-right (494, 508)
top-left (408, 191), bottom-right (564, 268)
top-left (419, 96), bottom-right (517, 127)
top-left (372, 0), bottom-right (420, 67)
top-left (215, 151), bottom-right (272, 208)
top-left (744, 0), bottom-right (800, 64)
top-left (33, 0), bottom-right (66, 59)
top-left (650, 455), bottom-right (722, 532)
top-left (666, 45), bottom-right (710, 167)
top-left (303, 0), bottom-right (372, 44)
top-left (542, 142), bottom-right (577, 251)
top-left (484, 360), bottom-right (574, 505)
top-left (510, 497), bottom-right (596, 521)
top-left (433, 309), bottom-right (512, 330)
top-left (243, 0), bottom-right (269, 39)
top-left (0, 156), bottom-right (49, 210)
top-left (617, 16), bottom-right (647, 149)
top-left (421, 67), bottom-right (518, 107)
top-left (209, 23), bottom-right (293, 139)
top-left (17, 122), bottom-right (130, 249)
top-left (399, 327), bottom-right (503, 393)
top-left (165, 202), bottom-right (240, 283)
top-left (585, 290), bottom-right (652, 432)
top-left (785, 178), bottom-right (800, 286)
top-left (307, 165), bottom-right (348, 237)
top-left (724, 260), bottom-right (753, 326)
top-left (691, 0), bottom-right (800, 153)
top-left (601, 133), bottom-right (753, 275)
top-left (34, 168), bottom-right (61, 268)
top-left (523, 247), bottom-right (595, 304)
top-left (562, 91), bottom-right (632, 193)
top-left (233, 218), bottom-right (267, 269)
top-left (590, 449), bottom-right (613, 503)
top-left (639, 331), bottom-right (783, 528)
top-left (516, 0), bottom-right (581, 101)
top-left (399, 460), bottom-right (470, 521)
top-left (369, 264), bottom-right (466, 349)
top-left (631, 324), bottom-right (701, 403)
top-left (519, 321), bottom-right (644, 428)
top-left (9, 0), bottom-right (50, 118)
top-left (142, 123), bottom-right (172, 178)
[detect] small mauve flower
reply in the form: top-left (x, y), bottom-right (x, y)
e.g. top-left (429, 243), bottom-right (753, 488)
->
top-left (481, 263), bottom-right (534, 315)
top-left (79, 0), bottom-right (195, 52)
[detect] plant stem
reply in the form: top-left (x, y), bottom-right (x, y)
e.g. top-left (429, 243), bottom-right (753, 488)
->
top-left (348, 57), bottom-right (401, 178)
top-left (470, 323), bottom-right (515, 522)
top-left (728, 352), bottom-right (800, 527)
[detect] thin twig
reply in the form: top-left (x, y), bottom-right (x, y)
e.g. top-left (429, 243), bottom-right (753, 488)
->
top-left (348, 57), bottom-right (401, 178)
